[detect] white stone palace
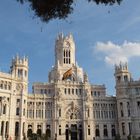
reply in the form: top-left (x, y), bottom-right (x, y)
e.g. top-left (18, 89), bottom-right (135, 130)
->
top-left (0, 33), bottom-right (140, 140)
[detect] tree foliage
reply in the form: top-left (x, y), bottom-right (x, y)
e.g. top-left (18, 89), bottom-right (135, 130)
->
top-left (17, 0), bottom-right (123, 23)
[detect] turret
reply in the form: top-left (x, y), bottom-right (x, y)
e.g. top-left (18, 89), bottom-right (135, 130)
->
top-left (114, 62), bottom-right (131, 84)
top-left (55, 33), bottom-right (75, 67)
top-left (10, 55), bottom-right (28, 81)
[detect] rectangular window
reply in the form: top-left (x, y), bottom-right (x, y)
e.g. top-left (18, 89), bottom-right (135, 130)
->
top-left (94, 91), bottom-right (96, 96)
top-left (68, 88), bottom-right (70, 94)
top-left (137, 101), bottom-right (140, 108)
top-left (128, 122), bottom-right (131, 135)
top-left (3, 105), bottom-right (6, 114)
top-left (79, 89), bottom-right (82, 95)
top-left (41, 89), bottom-right (43, 94)
top-left (23, 109), bottom-right (25, 116)
top-left (72, 89), bottom-right (74, 94)
top-left (15, 122), bottom-right (19, 136)
top-left (88, 129), bottom-right (90, 135)
top-left (16, 108), bottom-right (20, 116)
top-left (87, 109), bottom-right (90, 117)
top-left (17, 99), bottom-right (20, 104)
top-left (69, 58), bottom-right (70, 64)
top-left (120, 102), bottom-right (124, 117)
top-left (59, 109), bottom-right (61, 117)
top-left (44, 89), bottom-right (47, 94)
top-left (66, 58), bottom-right (68, 64)
top-left (104, 125), bottom-right (108, 137)
top-left (124, 75), bottom-right (128, 82)
top-left (122, 123), bottom-right (125, 135)
top-left (64, 88), bottom-right (67, 94)
top-left (1, 121), bottom-right (4, 135)
top-left (59, 129), bottom-right (61, 135)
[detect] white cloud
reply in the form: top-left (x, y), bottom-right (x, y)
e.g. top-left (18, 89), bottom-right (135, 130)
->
top-left (94, 41), bottom-right (140, 66)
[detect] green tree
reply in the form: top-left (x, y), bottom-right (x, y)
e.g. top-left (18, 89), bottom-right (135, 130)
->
top-left (17, 0), bottom-right (123, 23)
top-left (115, 134), bottom-right (121, 140)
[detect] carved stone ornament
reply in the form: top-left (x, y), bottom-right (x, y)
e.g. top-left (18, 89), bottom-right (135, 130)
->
top-left (16, 83), bottom-right (23, 91)
top-left (2, 97), bottom-right (7, 105)
top-left (84, 73), bottom-right (89, 82)
top-left (56, 71), bottom-right (61, 81)
top-left (71, 101), bottom-right (75, 111)
top-left (56, 88), bottom-right (63, 101)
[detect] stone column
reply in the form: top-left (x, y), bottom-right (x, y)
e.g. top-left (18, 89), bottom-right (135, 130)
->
top-left (42, 123), bottom-right (46, 134)
top-left (19, 121), bottom-right (23, 140)
top-left (2, 121), bottom-right (5, 140)
top-left (34, 101), bottom-right (36, 119)
top-left (33, 123), bottom-right (37, 134)
top-left (0, 121), bottom-right (1, 140)
top-left (24, 122), bottom-right (28, 138)
top-left (53, 94), bottom-right (58, 140)
top-left (33, 101), bottom-right (37, 134)
top-left (83, 100), bottom-right (87, 140)
top-left (0, 102), bottom-right (2, 116)
top-left (43, 100), bottom-right (46, 134)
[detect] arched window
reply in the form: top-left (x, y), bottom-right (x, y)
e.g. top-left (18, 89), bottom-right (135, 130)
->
top-left (104, 125), bottom-right (108, 137)
top-left (64, 50), bottom-right (65, 57)
top-left (87, 109), bottom-right (90, 117)
top-left (15, 122), bottom-right (19, 136)
top-left (1, 121), bottom-right (4, 136)
top-left (5, 121), bottom-right (9, 136)
top-left (95, 129), bottom-right (100, 137)
top-left (120, 102), bottom-right (124, 117)
top-left (3, 104), bottom-right (6, 114)
top-left (112, 128), bottom-right (116, 137)
top-left (59, 109), bottom-right (61, 117)
top-left (16, 107), bottom-right (20, 116)
top-left (66, 50), bottom-right (68, 57)
top-left (65, 128), bottom-right (69, 140)
top-left (27, 125), bottom-right (32, 138)
top-left (69, 50), bottom-right (71, 57)
top-left (46, 129), bottom-right (51, 138)
top-left (37, 125), bottom-right (42, 137)
top-left (63, 49), bottom-right (71, 64)
top-left (59, 125), bottom-right (61, 135)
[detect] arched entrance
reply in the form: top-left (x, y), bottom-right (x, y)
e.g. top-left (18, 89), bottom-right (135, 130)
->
top-left (65, 124), bottom-right (82, 140)
top-left (37, 125), bottom-right (42, 137)
top-left (27, 125), bottom-right (32, 138)
top-left (46, 129), bottom-right (51, 139)
top-left (71, 124), bottom-right (77, 140)
top-left (65, 102), bottom-right (83, 140)
top-left (78, 125), bottom-right (82, 140)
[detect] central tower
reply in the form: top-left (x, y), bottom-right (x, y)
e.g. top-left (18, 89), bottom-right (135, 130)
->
top-left (55, 33), bottom-right (75, 67)
top-left (49, 33), bottom-right (84, 83)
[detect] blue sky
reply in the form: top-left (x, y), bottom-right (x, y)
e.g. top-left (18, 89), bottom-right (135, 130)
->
top-left (0, 0), bottom-right (140, 94)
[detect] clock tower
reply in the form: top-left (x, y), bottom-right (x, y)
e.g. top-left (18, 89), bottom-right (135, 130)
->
top-left (55, 33), bottom-right (75, 68)
top-left (49, 33), bottom-right (84, 83)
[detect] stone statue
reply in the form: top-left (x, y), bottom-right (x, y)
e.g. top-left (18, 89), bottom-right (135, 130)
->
top-left (56, 71), bottom-right (61, 81)
top-left (84, 72), bottom-right (89, 83)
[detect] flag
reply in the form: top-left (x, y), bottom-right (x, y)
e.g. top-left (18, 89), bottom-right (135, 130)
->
top-left (62, 68), bottom-right (72, 80)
